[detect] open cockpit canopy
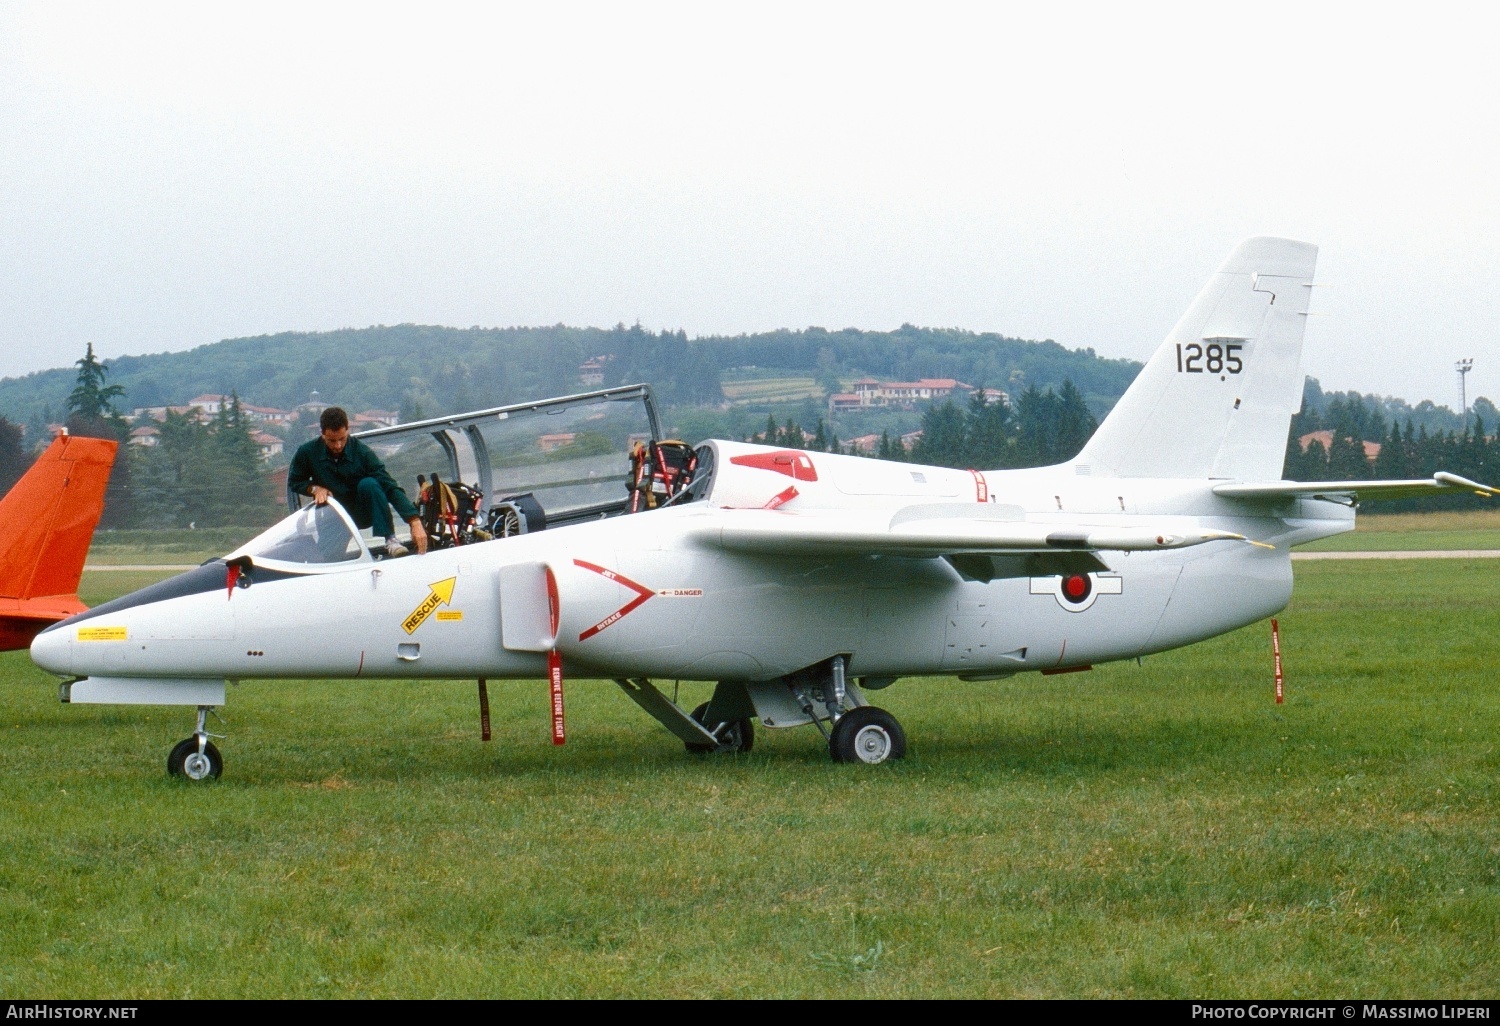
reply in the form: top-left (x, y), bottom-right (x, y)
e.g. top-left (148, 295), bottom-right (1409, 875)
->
top-left (226, 498), bottom-right (372, 572)
top-left (336, 384), bottom-right (666, 531)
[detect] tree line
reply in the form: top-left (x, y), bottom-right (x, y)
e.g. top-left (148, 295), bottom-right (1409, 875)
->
top-left (0, 322), bottom-right (1141, 433)
top-left (751, 381), bottom-right (1098, 470)
top-left (0, 345), bottom-right (1491, 527)
top-left (1285, 415), bottom-right (1495, 512)
top-left (1298, 377), bottom-right (1500, 439)
top-left (1284, 381), bottom-right (1497, 509)
top-left (0, 346), bottom-right (282, 529)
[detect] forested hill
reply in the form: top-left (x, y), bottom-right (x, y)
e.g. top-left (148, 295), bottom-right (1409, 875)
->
top-left (0, 322), bottom-right (1139, 430)
top-left (1, 322), bottom-right (1487, 447)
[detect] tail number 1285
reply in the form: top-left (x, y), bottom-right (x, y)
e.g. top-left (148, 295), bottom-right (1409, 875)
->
top-left (1177, 341), bottom-right (1243, 375)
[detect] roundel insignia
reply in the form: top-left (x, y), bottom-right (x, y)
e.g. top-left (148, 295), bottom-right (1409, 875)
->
top-left (1030, 573), bottom-right (1122, 612)
top-left (1062, 574), bottom-right (1092, 604)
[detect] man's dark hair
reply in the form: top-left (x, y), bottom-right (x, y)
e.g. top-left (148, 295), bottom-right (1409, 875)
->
top-left (320, 407), bottom-right (349, 433)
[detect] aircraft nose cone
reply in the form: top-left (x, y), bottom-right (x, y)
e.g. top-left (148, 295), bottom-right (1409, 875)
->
top-left (30, 624), bottom-right (72, 676)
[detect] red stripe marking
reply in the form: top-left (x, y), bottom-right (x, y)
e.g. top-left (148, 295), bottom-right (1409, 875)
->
top-left (573, 559), bottom-right (656, 642)
top-left (763, 485), bottom-right (798, 509)
top-left (545, 565), bottom-right (560, 636)
top-left (969, 469), bottom-right (988, 503)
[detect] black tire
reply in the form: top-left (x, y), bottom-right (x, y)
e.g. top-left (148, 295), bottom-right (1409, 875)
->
top-left (167, 738), bottom-right (223, 781)
top-left (685, 702), bottom-right (755, 755)
top-left (829, 706), bottom-right (906, 765)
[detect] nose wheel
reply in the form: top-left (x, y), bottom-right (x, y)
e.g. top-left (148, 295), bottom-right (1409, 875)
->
top-left (167, 706), bottom-right (224, 781)
top-left (168, 738), bottom-right (223, 780)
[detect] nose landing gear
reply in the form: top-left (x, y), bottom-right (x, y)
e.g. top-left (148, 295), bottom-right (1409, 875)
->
top-left (167, 705), bottom-right (224, 781)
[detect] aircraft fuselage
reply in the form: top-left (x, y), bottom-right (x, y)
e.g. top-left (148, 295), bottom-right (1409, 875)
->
top-left (30, 463), bottom-right (1349, 688)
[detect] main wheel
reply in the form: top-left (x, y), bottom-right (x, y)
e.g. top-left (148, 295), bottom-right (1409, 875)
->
top-left (685, 702), bottom-right (755, 755)
top-left (829, 706), bottom-right (906, 765)
top-left (167, 738), bottom-right (223, 781)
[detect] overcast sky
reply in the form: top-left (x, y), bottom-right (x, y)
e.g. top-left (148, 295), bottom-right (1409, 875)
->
top-left (2, 2), bottom-right (1497, 408)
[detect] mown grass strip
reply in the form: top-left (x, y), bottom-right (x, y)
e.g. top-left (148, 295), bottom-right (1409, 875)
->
top-left (1298, 510), bottom-right (1500, 551)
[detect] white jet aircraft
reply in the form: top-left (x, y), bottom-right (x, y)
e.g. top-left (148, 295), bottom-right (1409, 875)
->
top-left (31, 238), bottom-right (1498, 779)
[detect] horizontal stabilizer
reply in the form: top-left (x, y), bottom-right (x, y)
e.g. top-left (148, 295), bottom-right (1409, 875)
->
top-left (704, 507), bottom-right (1247, 558)
top-left (1213, 471), bottom-right (1499, 503)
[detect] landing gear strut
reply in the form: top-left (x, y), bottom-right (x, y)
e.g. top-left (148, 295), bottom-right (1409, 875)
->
top-left (685, 702), bottom-right (755, 755)
top-left (621, 659), bottom-right (906, 765)
top-left (167, 705), bottom-right (223, 781)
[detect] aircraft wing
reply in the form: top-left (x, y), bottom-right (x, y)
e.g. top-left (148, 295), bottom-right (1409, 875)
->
top-left (706, 503), bottom-right (1247, 558)
top-left (1213, 472), bottom-right (1499, 503)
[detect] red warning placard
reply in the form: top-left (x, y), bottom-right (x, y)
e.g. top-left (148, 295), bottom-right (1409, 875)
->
top-left (1271, 618), bottom-right (1284, 705)
top-left (549, 650), bottom-right (565, 744)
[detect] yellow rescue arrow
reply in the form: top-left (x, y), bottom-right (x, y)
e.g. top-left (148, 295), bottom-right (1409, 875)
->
top-left (402, 577), bottom-right (457, 635)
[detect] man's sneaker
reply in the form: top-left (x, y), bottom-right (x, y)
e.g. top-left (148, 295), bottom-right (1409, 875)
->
top-left (385, 537), bottom-right (410, 558)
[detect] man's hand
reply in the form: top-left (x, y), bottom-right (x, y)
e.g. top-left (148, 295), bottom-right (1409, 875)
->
top-left (409, 517), bottom-right (429, 555)
top-left (312, 485), bottom-right (331, 506)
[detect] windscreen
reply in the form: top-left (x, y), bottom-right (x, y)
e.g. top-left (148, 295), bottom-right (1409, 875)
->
top-left (227, 501), bottom-right (367, 566)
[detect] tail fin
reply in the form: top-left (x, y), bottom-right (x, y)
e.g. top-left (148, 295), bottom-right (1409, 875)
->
top-left (0, 434), bottom-right (117, 600)
top-left (1075, 237), bottom-right (1317, 480)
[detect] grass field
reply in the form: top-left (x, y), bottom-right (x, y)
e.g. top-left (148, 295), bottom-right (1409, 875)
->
top-left (2, 557), bottom-right (1497, 998)
top-left (1300, 510), bottom-right (1500, 552)
top-left (719, 376), bottom-right (824, 404)
top-left (86, 528), bottom-right (259, 567)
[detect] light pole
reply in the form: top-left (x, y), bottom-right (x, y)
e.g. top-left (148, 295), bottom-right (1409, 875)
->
top-left (1456, 359), bottom-right (1474, 421)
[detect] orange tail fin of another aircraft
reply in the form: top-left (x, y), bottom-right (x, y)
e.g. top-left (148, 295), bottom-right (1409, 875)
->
top-left (0, 434), bottom-right (118, 651)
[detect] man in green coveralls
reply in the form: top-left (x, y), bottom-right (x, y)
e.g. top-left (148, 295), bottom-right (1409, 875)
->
top-left (288, 407), bottom-right (429, 557)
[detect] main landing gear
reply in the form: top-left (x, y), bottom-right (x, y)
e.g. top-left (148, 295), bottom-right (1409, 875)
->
top-left (786, 657), bottom-right (907, 765)
top-left (828, 706), bottom-right (907, 765)
top-left (617, 657), bottom-right (908, 765)
top-left (166, 705), bottom-right (224, 781)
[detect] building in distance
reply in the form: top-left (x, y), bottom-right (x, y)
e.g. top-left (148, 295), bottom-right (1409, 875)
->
top-left (579, 356), bottom-right (612, 387)
top-left (1298, 430), bottom-right (1382, 460)
top-left (251, 431), bottom-right (284, 462)
top-left (350, 409), bottom-right (399, 430)
top-left (828, 378), bottom-right (1004, 412)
